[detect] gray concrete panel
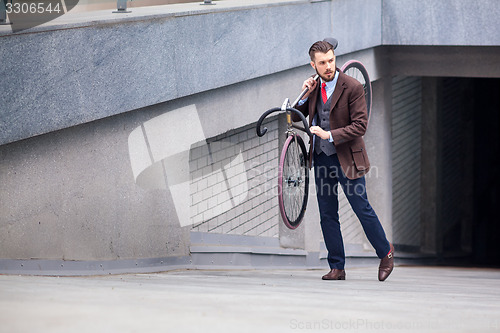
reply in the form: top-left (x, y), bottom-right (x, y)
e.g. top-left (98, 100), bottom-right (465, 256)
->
top-left (383, 0), bottom-right (500, 46)
top-left (0, 107), bottom-right (190, 261)
top-left (364, 78), bottom-right (393, 244)
top-left (0, 0), bottom-right (332, 146)
top-left (331, 0), bottom-right (382, 55)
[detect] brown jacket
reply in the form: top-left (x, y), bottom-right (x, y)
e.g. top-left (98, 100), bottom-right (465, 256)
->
top-left (294, 69), bottom-right (370, 179)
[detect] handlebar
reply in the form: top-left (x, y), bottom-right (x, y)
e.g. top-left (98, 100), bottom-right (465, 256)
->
top-left (255, 106), bottom-right (312, 137)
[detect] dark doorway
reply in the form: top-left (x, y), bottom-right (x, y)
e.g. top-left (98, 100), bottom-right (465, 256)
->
top-left (422, 77), bottom-right (500, 266)
top-left (471, 78), bottom-right (500, 266)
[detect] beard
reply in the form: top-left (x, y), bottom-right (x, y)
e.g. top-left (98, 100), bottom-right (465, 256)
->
top-left (316, 68), bottom-right (336, 82)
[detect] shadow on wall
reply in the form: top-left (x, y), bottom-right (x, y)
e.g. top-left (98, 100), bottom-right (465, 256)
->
top-left (127, 104), bottom-right (248, 227)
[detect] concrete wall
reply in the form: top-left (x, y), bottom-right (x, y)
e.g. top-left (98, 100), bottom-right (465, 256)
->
top-left (331, 0), bottom-right (382, 55)
top-left (0, 0), bottom-right (332, 146)
top-left (0, 0), bottom-right (333, 265)
top-left (1, 0), bottom-right (500, 273)
top-left (382, 0), bottom-right (500, 46)
top-left (0, 64), bottom-right (318, 262)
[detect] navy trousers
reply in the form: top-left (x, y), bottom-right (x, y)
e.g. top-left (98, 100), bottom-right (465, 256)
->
top-left (314, 152), bottom-right (390, 269)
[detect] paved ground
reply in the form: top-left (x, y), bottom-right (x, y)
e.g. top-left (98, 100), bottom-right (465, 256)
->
top-left (1, 265), bottom-right (500, 333)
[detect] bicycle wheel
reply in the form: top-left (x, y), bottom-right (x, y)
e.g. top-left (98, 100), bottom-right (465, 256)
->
top-left (341, 60), bottom-right (372, 123)
top-left (278, 134), bottom-right (309, 229)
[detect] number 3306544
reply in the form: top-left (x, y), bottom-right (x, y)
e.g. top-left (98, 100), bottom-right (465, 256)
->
top-left (6, 2), bottom-right (62, 14)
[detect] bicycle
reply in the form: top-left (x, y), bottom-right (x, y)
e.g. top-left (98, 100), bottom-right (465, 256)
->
top-left (255, 60), bottom-right (372, 229)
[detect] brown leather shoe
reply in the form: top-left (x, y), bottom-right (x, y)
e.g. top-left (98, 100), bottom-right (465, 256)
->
top-left (322, 269), bottom-right (346, 280)
top-left (378, 243), bottom-right (394, 281)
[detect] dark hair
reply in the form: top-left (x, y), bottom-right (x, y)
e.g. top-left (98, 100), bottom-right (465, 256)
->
top-left (308, 41), bottom-right (334, 61)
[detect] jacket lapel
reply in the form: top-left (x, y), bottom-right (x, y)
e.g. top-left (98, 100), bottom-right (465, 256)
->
top-left (329, 70), bottom-right (346, 112)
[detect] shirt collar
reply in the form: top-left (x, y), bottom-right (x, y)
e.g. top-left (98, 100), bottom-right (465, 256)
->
top-left (320, 70), bottom-right (339, 89)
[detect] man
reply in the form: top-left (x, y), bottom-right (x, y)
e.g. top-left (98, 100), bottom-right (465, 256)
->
top-left (295, 40), bottom-right (394, 281)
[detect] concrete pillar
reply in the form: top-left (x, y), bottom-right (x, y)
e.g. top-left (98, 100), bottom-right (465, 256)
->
top-left (364, 78), bottom-right (393, 244)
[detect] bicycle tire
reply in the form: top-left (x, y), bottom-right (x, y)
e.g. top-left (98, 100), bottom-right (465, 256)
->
top-left (341, 60), bottom-right (372, 123)
top-left (278, 134), bottom-right (309, 229)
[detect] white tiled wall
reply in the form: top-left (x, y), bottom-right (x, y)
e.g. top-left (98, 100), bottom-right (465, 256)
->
top-left (190, 119), bottom-right (280, 237)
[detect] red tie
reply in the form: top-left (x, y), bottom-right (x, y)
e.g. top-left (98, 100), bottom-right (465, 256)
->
top-left (321, 82), bottom-right (327, 104)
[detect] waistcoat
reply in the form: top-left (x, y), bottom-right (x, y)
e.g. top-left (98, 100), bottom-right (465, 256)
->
top-left (314, 86), bottom-right (336, 156)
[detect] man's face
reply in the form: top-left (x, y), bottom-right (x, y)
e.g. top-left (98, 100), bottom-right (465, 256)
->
top-left (311, 50), bottom-right (336, 82)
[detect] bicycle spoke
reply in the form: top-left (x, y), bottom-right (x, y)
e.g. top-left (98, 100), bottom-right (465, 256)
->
top-left (283, 137), bottom-right (305, 221)
top-left (278, 135), bottom-right (309, 229)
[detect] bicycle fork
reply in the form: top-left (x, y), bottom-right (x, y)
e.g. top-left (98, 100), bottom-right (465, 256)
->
top-left (282, 98), bottom-right (299, 151)
top-left (282, 98), bottom-right (304, 186)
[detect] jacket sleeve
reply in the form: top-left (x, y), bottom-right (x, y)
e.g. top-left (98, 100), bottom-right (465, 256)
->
top-left (292, 75), bottom-right (318, 122)
top-left (331, 83), bottom-right (368, 145)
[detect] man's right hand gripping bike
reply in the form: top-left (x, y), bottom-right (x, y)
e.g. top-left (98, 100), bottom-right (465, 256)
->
top-left (255, 60), bottom-right (372, 229)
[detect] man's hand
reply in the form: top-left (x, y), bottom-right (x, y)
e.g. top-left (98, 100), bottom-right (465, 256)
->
top-left (310, 126), bottom-right (331, 140)
top-left (301, 77), bottom-right (318, 100)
